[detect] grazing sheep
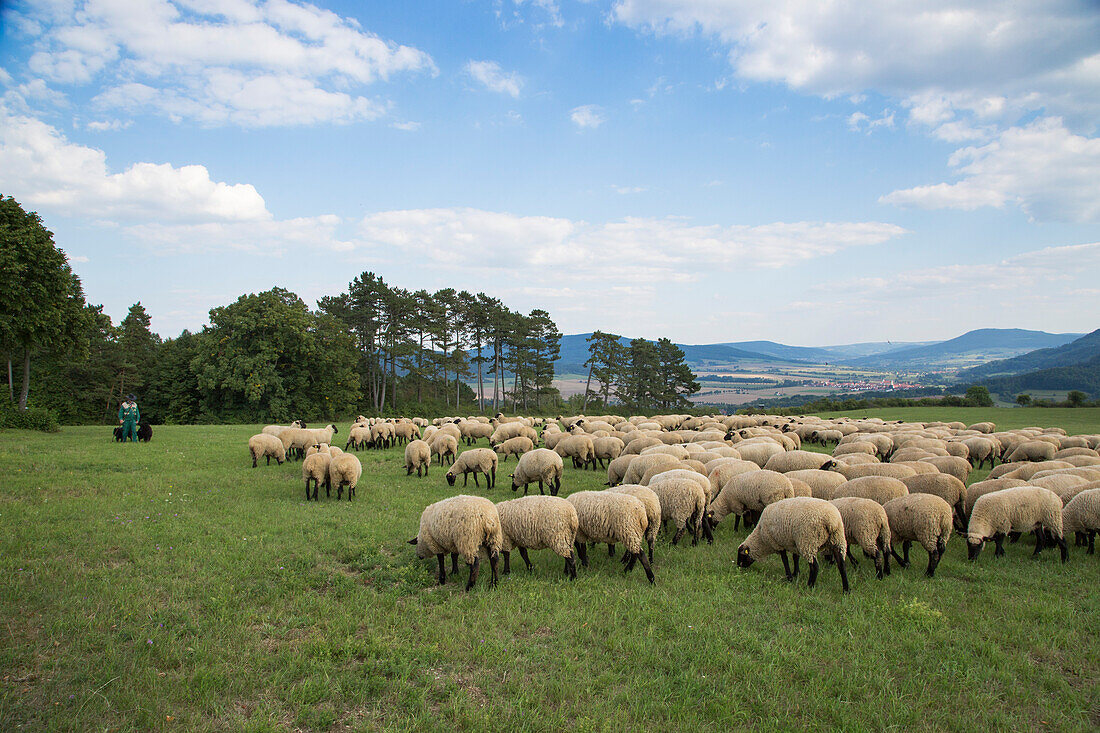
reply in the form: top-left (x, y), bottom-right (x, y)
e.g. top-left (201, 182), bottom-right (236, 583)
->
top-left (968, 422), bottom-right (996, 434)
top-left (302, 452), bottom-right (331, 500)
top-left (732, 441), bottom-right (786, 468)
top-left (345, 425), bottom-right (372, 451)
top-left (830, 497), bottom-right (891, 579)
top-left (736, 497), bottom-right (849, 592)
top-left (706, 459), bottom-right (762, 500)
top-left (494, 436), bottom-right (534, 463)
top-left (430, 433), bottom-right (459, 466)
top-left (511, 449), bottom-right (565, 496)
top-left (641, 444), bottom-right (692, 460)
top-left (328, 453), bottom-right (363, 501)
top-left (248, 433), bottom-right (286, 468)
top-left (460, 421), bottom-right (494, 445)
top-left (919, 455), bottom-right (972, 484)
top-left (495, 496), bottom-right (579, 579)
top-left (902, 473), bottom-right (968, 529)
top-left (764, 450), bottom-right (837, 473)
top-left (960, 437), bottom-right (999, 469)
top-left (811, 429), bottom-right (844, 446)
top-left (408, 495), bottom-right (503, 591)
top-left (1006, 441), bottom-right (1057, 463)
top-left (623, 454), bottom-right (682, 486)
top-left (554, 434), bottom-right (598, 471)
top-left (649, 477), bottom-right (708, 546)
top-left (708, 470), bottom-right (795, 530)
top-left (567, 491), bottom-right (655, 584)
top-left (833, 475), bottom-right (909, 505)
top-left (623, 436), bottom-right (664, 455)
top-left (446, 448), bottom-right (499, 489)
top-left (592, 436), bottom-right (626, 468)
top-left (1063, 489), bottom-right (1100, 553)
top-left (1001, 461), bottom-right (1076, 481)
top-left (606, 455), bottom-right (634, 487)
top-left (833, 453), bottom-right (880, 466)
top-left (833, 463), bottom-right (917, 481)
top-left (966, 486), bottom-right (1067, 562)
top-left (605, 485), bottom-right (661, 562)
top-left (786, 468), bottom-right (850, 500)
top-left (964, 477), bottom-right (1029, 514)
top-left (405, 439), bottom-right (431, 477)
top-left (833, 442), bottom-right (878, 458)
top-left (883, 494), bottom-right (953, 577)
top-left (261, 420), bottom-right (305, 438)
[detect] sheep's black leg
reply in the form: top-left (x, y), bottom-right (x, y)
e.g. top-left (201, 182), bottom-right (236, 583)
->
top-left (1089, 531), bottom-right (1096, 555)
top-left (607, 543), bottom-right (615, 558)
top-left (807, 558), bottom-right (819, 589)
top-left (519, 547), bottom-right (533, 571)
top-left (565, 551), bottom-right (577, 580)
top-left (874, 548), bottom-right (884, 580)
top-left (691, 511), bottom-right (701, 546)
top-left (576, 541), bottom-right (589, 567)
top-left (537, 480), bottom-right (544, 495)
top-left (733, 514), bottom-right (741, 532)
top-left (890, 544), bottom-right (907, 568)
top-left (702, 516), bottom-right (714, 544)
top-left (624, 552), bottom-right (637, 573)
top-left (638, 551), bottom-right (655, 584)
top-left (451, 553), bottom-right (459, 575)
top-left (1008, 531), bottom-right (1021, 544)
top-left (902, 541), bottom-right (911, 566)
top-left (465, 557), bottom-right (480, 592)
top-left (780, 550), bottom-right (793, 581)
top-left (1075, 531), bottom-right (1087, 547)
top-left (883, 545), bottom-right (891, 575)
top-left (834, 549), bottom-right (849, 593)
top-left (926, 547), bottom-right (942, 577)
top-left (502, 551), bottom-right (511, 574)
top-left (1032, 529), bottom-right (1044, 556)
top-left (648, 538), bottom-right (655, 564)
top-left (490, 467), bottom-right (496, 489)
top-left (792, 554), bottom-right (800, 578)
top-left (437, 554), bottom-right (446, 585)
top-left (464, 472), bottom-right (469, 487)
top-left (993, 533), bottom-right (1006, 557)
top-left (672, 526), bottom-right (685, 545)
top-left (472, 472), bottom-right (479, 488)
top-left (1055, 534), bottom-right (1068, 563)
top-left (488, 552), bottom-right (498, 589)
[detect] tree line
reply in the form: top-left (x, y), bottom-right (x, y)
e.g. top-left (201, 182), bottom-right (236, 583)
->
top-left (577, 331), bottom-right (700, 412)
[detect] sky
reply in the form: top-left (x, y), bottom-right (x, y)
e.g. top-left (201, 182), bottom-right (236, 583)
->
top-left (1, 0), bottom-right (1099, 347)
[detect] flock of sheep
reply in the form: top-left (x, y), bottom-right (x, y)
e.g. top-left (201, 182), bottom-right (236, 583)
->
top-left (250, 413), bottom-right (1100, 593)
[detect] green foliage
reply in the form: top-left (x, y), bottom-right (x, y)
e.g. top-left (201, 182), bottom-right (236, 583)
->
top-left (1067, 390), bottom-right (1087, 407)
top-left (965, 385), bottom-right (994, 407)
top-left (0, 401), bottom-right (60, 431)
top-left (1016, 393), bottom-right (1032, 406)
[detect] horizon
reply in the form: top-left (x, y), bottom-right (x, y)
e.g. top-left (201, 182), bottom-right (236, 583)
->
top-left (2, 1), bottom-right (1098, 345)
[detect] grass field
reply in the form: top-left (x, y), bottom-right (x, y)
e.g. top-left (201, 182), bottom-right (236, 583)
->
top-left (2, 409), bottom-right (1100, 730)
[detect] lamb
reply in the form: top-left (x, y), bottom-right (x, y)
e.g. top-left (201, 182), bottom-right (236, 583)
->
top-left (829, 497), bottom-right (891, 579)
top-left (902, 473), bottom-right (968, 528)
top-left (554, 434), bottom-right (597, 471)
top-left (1006, 441), bottom-right (1057, 462)
top-left (605, 485), bottom-right (661, 562)
top-left (708, 470), bottom-right (796, 530)
top-left (883, 494), bottom-right (953, 577)
top-left (430, 433), bottom-right (459, 466)
top-left (405, 439), bottom-right (431, 477)
top-left (567, 491), bottom-right (655, 584)
top-left (966, 486), bottom-right (1067, 562)
top-left (1062, 489), bottom-right (1100, 553)
top-left (764, 450), bottom-right (837, 473)
top-left (786, 469), bottom-right (849, 500)
top-left (511, 448), bottom-right (564, 496)
top-left (493, 436), bottom-right (534, 463)
top-left (408, 495), bottom-right (503, 591)
top-left (649, 476), bottom-right (709, 546)
top-left (302, 451), bottom-right (331, 500)
top-left (248, 433), bottom-right (286, 468)
top-left (446, 448), bottom-right (499, 489)
top-left (833, 475), bottom-right (909, 505)
top-left (736, 497), bottom-right (849, 592)
top-left (327, 453), bottom-right (362, 501)
top-left (495, 496), bottom-right (579, 579)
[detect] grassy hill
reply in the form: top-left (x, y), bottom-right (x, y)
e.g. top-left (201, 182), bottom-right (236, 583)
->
top-left (845, 328), bottom-right (1083, 369)
top-left (961, 328), bottom-right (1100, 379)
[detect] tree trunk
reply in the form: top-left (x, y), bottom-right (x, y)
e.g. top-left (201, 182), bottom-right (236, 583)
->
top-left (18, 349), bottom-right (30, 411)
top-left (492, 343), bottom-right (499, 411)
top-left (391, 351), bottom-right (397, 412)
top-left (6, 356), bottom-right (13, 405)
top-left (582, 361), bottom-right (593, 412)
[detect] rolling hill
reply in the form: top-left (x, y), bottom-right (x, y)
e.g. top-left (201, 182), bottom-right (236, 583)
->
top-left (553, 334), bottom-right (801, 374)
top-left (959, 328), bottom-right (1100, 379)
top-left (843, 329), bottom-right (1083, 370)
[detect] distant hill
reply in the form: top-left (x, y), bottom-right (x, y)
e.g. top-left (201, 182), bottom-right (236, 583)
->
top-left (844, 328), bottom-right (1083, 369)
top-left (553, 334), bottom-right (801, 374)
top-left (977, 354), bottom-right (1100, 398)
top-left (720, 340), bottom-right (938, 362)
top-left (819, 341), bottom-right (937, 359)
top-left (960, 328), bottom-right (1100, 379)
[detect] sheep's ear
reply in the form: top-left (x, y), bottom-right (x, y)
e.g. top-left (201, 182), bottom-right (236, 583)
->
top-left (407, 537), bottom-right (418, 545)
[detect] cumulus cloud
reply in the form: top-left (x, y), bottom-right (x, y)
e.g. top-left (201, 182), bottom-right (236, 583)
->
top-left (881, 117), bottom-right (1100, 222)
top-left (847, 109), bottom-right (894, 133)
top-left (465, 60), bottom-right (524, 97)
top-left (17, 0), bottom-right (435, 127)
top-left (570, 104), bottom-right (605, 129)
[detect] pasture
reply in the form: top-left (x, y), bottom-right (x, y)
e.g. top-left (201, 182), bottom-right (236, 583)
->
top-left (2, 410), bottom-right (1100, 730)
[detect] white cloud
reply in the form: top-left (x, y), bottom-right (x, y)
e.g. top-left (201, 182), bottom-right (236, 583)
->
top-left (847, 109), bottom-right (894, 133)
top-left (19, 0), bottom-right (435, 127)
top-left (67, 254), bottom-right (90, 263)
top-left (881, 117), bottom-right (1100, 222)
top-left (570, 104), bottom-right (605, 129)
top-left (390, 120), bottom-right (421, 131)
top-left (612, 185), bottom-right (647, 194)
top-left (465, 60), bottom-right (524, 98)
top-left (0, 110), bottom-right (269, 222)
top-left (85, 118), bottom-right (132, 131)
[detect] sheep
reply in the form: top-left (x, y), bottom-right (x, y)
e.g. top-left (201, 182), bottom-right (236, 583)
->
top-left (567, 491), bottom-right (654, 584)
top-left (261, 420), bottom-right (305, 438)
top-left (1062, 489), bottom-right (1100, 553)
top-left (919, 456), bottom-right (972, 484)
top-left (446, 448), bottom-right (499, 489)
top-left (648, 476), bottom-right (709, 546)
top-left (736, 497), bottom-right (849, 592)
top-left (811, 429), bottom-right (843, 446)
top-left (833, 463), bottom-right (917, 481)
top-left (1001, 460), bottom-right (1076, 481)
top-left (834, 475), bottom-right (909, 505)
top-left (706, 459), bottom-right (761, 499)
top-left (606, 455), bottom-right (634, 487)
top-left (785, 469), bottom-right (849, 500)
top-left (964, 477), bottom-right (1029, 514)
top-left (437, 423), bottom-right (463, 442)
top-left (605, 485), bottom-right (662, 562)
top-left (623, 454), bottom-right (681, 486)
top-left (328, 453), bottom-right (362, 500)
top-left (882, 494), bottom-right (953, 577)
top-left (304, 443), bottom-right (329, 458)
top-left (430, 433), bottom-right (459, 466)
top-left (968, 422), bottom-right (996, 434)
top-left (405, 439), bottom-right (431, 477)
top-left (248, 433), bottom-right (286, 468)
top-left (345, 426), bottom-right (372, 451)
top-left (369, 422), bottom-right (396, 449)
top-left (281, 424), bottom-right (338, 460)
top-left (960, 437), bottom-right (999, 469)
top-left (732, 441), bottom-right (786, 467)
top-left (966, 486), bottom-right (1067, 562)
top-left (511, 449), bottom-right (564, 496)
top-left (833, 453), bottom-right (880, 466)
top-left (764, 450), bottom-right (837, 473)
top-left (302, 451), bottom-right (331, 500)
top-left (708, 470), bottom-right (795, 531)
top-left (554, 434), bottom-right (598, 471)
top-left (624, 436), bottom-right (664, 455)
top-left (495, 496), bottom-right (579, 579)
top-left (493, 436), bottom-right (534, 463)
top-left (460, 421), bottom-right (494, 445)
top-left (1006, 441), bottom-right (1057, 463)
top-left (590, 436), bottom-right (625, 468)
top-left (830, 497), bottom-right (891, 579)
top-left (408, 495), bottom-right (503, 591)
top-left (641, 444), bottom-right (691, 460)
top-left (902, 473), bottom-right (968, 529)
top-left (833, 442), bottom-right (878, 458)
top-left (393, 421), bottom-right (419, 445)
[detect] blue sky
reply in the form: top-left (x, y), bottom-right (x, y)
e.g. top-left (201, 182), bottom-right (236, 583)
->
top-left (1, 0), bottom-right (1098, 345)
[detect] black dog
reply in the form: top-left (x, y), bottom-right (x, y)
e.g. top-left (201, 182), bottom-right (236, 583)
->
top-left (113, 426), bottom-right (124, 441)
top-left (137, 421), bottom-right (153, 442)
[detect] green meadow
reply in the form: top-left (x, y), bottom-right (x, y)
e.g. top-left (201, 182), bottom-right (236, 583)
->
top-left (2, 408), bottom-right (1099, 730)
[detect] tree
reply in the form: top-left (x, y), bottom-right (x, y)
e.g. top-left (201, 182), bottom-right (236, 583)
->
top-left (620, 338), bottom-right (659, 409)
top-left (112, 302), bottom-right (159, 408)
top-left (582, 331), bottom-right (622, 411)
top-left (1066, 390), bottom-right (1087, 407)
top-left (965, 385), bottom-right (994, 407)
top-left (1015, 393), bottom-right (1032, 406)
top-left (0, 195), bottom-right (92, 410)
top-left (654, 338), bottom-right (700, 408)
top-left (528, 309), bottom-right (561, 411)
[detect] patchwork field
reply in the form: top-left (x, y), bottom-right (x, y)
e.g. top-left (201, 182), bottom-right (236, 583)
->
top-left (2, 410), bottom-right (1099, 730)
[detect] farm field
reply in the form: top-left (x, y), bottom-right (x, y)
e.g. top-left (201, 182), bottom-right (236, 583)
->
top-left (2, 415), bottom-right (1099, 730)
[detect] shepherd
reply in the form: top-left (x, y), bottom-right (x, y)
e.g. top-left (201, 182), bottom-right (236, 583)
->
top-left (118, 394), bottom-right (140, 443)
